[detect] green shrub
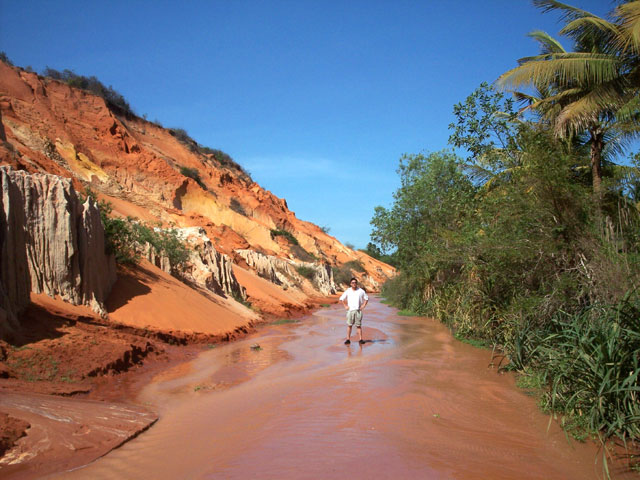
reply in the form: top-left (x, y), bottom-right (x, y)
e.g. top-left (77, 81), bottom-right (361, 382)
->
top-left (270, 229), bottom-right (299, 245)
top-left (170, 128), bottom-right (194, 147)
top-left (0, 51), bottom-right (13, 66)
top-left (359, 242), bottom-right (398, 267)
top-left (199, 146), bottom-right (252, 181)
top-left (179, 166), bottom-right (206, 190)
top-left (296, 265), bottom-right (316, 280)
top-left (372, 89), bottom-right (640, 449)
top-left (141, 225), bottom-right (190, 272)
top-left (103, 216), bottom-right (140, 264)
top-left (41, 67), bottom-right (134, 117)
top-left (83, 189), bottom-right (190, 271)
top-left (342, 260), bottom-right (365, 272)
top-left (232, 290), bottom-right (252, 308)
top-left (272, 318), bottom-right (299, 325)
top-left (333, 260), bottom-right (366, 286)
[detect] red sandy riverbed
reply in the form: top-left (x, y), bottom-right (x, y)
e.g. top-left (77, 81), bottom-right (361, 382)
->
top-left (41, 297), bottom-right (636, 480)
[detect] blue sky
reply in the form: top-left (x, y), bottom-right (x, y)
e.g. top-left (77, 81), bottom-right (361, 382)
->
top-left (0, 0), bottom-right (615, 248)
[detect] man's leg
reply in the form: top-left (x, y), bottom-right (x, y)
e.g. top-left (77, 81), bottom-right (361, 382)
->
top-left (345, 324), bottom-right (352, 344)
top-left (357, 326), bottom-right (363, 343)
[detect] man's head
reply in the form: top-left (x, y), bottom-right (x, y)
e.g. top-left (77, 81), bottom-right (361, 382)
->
top-left (350, 278), bottom-right (358, 290)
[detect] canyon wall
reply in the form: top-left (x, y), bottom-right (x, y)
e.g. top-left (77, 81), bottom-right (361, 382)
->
top-left (0, 60), bottom-right (395, 332)
top-left (0, 166), bottom-right (116, 333)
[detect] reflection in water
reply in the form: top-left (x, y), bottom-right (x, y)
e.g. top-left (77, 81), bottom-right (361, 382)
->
top-left (55, 298), bottom-right (632, 480)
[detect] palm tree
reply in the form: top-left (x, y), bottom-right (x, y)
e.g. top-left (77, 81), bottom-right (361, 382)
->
top-left (497, 0), bottom-right (640, 197)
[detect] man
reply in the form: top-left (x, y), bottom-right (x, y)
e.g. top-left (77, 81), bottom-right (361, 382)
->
top-left (339, 277), bottom-right (369, 345)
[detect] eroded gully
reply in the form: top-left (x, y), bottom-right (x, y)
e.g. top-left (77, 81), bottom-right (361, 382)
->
top-left (51, 297), bottom-right (630, 479)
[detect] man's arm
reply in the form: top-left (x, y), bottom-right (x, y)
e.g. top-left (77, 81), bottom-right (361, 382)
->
top-left (360, 291), bottom-right (369, 310)
top-left (339, 291), bottom-right (349, 309)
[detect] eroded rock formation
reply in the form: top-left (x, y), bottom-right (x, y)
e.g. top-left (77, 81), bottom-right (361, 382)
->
top-left (0, 166), bottom-right (116, 331)
top-left (235, 249), bottom-right (336, 295)
top-left (145, 226), bottom-right (247, 301)
top-left (0, 60), bottom-right (395, 320)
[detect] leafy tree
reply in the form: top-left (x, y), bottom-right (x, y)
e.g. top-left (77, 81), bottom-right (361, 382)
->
top-left (360, 242), bottom-right (398, 267)
top-left (448, 82), bottom-right (524, 189)
top-left (371, 151), bottom-right (476, 310)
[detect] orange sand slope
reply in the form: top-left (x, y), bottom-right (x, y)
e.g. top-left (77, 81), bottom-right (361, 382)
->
top-left (233, 265), bottom-right (309, 317)
top-left (107, 260), bottom-right (259, 336)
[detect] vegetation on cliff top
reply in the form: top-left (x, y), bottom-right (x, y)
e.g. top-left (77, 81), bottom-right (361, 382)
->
top-left (170, 128), bottom-right (251, 181)
top-left (371, 0), bottom-right (640, 463)
top-left (0, 55), bottom-right (252, 183)
top-left (41, 67), bottom-right (134, 117)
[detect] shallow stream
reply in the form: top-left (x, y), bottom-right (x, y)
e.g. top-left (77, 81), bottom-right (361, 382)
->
top-left (53, 298), bottom-right (625, 479)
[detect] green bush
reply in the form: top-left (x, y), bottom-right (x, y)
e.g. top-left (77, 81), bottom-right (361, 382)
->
top-left (342, 260), bottom-right (365, 272)
top-left (296, 265), bottom-right (316, 280)
top-left (41, 67), bottom-right (134, 117)
top-left (359, 242), bottom-right (397, 267)
top-left (231, 290), bottom-right (251, 308)
top-left (332, 260), bottom-right (364, 287)
top-left (0, 51), bottom-right (13, 66)
top-left (179, 166), bottom-right (206, 190)
top-left (82, 189), bottom-right (190, 271)
top-left (170, 128), bottom-right (194, 147)
top-left (103, 216), bottom-right (140, 264)
top-left (139, 225), bottom-right (190, 272)
top-left (270, 229), bottom-right (299, 246)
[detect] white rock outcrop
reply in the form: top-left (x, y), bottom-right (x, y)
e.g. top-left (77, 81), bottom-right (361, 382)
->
top-left (146, 226), bottom-right (247, 302)
top-left (0, 166), bottom-right (116, 331)
top-left (235, 249), bottom-right (336, 295)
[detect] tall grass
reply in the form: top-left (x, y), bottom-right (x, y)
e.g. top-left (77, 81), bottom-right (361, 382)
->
top-left (535, 296), bottom-right (640, 444)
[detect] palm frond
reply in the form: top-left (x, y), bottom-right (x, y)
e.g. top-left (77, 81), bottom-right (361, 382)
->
top-left (601, 130), bottom-right (635, 162)
top-left (498, 54), bottom-right (621, 90)
top-left (614, 1), bottom-right (640, 55)
top-left (461, 162), bottom-right (521, 192)
top-left (532, 0), bottom-right (596, 22)
top-left (554, 83), bottom-right (623, 135)
top-left (461, 163), bottom-right (495, 185)
top-left (527, 30), bottom-right (567, 54)
top-left (611, 88), bottom-right (640, 124)
top-left (560, 17), bottom-right (620, 54)
top-left (513, 91), bottom-right (539, 105)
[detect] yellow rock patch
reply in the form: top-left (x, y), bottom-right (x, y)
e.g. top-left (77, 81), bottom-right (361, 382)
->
top-left (180, 189), bottom-right (280, 252)
top-left (55, 140), bottom-right (110, 183)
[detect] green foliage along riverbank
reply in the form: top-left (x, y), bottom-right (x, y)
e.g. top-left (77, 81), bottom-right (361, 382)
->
top-left (371, 4), bottom-right (640, 457)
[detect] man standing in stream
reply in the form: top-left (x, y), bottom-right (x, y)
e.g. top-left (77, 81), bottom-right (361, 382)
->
top-left (339, 277), bottom-right (369, 345)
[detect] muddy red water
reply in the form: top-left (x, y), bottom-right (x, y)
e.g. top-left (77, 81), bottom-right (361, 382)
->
top-left (50, 298), bottom-right (633, 479)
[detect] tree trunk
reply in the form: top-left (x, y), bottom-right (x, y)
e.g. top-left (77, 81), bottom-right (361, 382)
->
top-left (590, 128), bottom-right (604, 198)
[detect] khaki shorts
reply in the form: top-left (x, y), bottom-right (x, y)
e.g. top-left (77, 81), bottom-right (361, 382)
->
top-left (346, 309), bottom-right (363, 327)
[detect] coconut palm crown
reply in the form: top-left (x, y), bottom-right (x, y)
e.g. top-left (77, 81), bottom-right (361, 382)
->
top-left (497, 0), bottom-right (640, 196)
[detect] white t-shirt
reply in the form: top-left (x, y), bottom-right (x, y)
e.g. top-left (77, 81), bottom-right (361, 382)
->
top-left (340, 287), bottom-right (369, 311)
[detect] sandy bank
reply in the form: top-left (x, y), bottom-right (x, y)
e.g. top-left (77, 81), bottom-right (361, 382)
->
top-left (0, 259), bottom-right (332, 479)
